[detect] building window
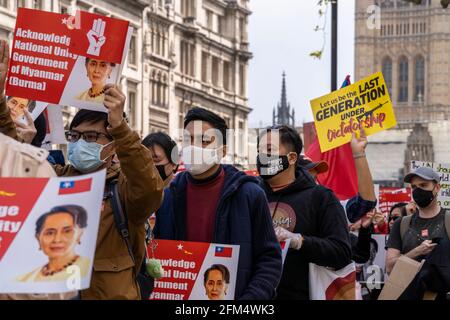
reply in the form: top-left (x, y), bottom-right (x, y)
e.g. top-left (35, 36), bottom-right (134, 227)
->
top-left (212, 57), bottom-right (220, 87)
top-left (33, 0), bottom-right (43, 9)
top-left (128, 32), bottom-right (137, 66)
top-left (218, 15), bottom-right (224, 35)
top-left (238, 121), bottom-right (244, 155)
top-left (60, 5), bottom-right (69, 14)
top-left (223, 61), bottom-right (230, 91)
top-left (180, 41), bottom-right (195, 77)
top-left (239, 17), bottom-right (246, 42)
top-left (127, 83), bottom-right (137, 128)
top-left (16, 0), bottom-right (26, 9)
top-left (201, 51), bottom-right (209, 83)
top-left (239, 63), bottom-right (246, 96)
top-left (398, 56), bottom-right (409, 103)
top-left (181, 0), bottom-right (195, 18)
top-left (414, 56), bottom-right (425, 102)
top-left (150, 71), bottom-right (168, 108)
top-left (0, 0), bottom-right (8, 8)
top-left (382, 57), bottom-right (393, 96)
top-left (205, 10), bottom-right (213, 30)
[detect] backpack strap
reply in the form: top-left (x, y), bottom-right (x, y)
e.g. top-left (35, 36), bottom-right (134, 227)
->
top-left (400, 215), bottom-right (413, 243)
top-left (445, 210), bottom-right (450, 240)
top-left (107, 179), bottom-right (136, 265)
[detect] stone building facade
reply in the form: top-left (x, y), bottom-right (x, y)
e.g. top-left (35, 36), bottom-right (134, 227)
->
top-left (0, 0), bottom-right (252, 166)
top-left (355, 0), bottom-right (450, 185)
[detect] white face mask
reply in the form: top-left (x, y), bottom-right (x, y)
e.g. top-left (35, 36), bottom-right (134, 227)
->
top-left (182, 145), bottom-right (220, 175)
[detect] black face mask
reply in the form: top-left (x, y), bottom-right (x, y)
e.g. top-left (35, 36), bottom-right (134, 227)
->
top-left (256, 154), bottom-right (290, 180)
top-left (412, 187), bottom-right (436, 208)
top-left (156, 164), bottom-right (169, 181)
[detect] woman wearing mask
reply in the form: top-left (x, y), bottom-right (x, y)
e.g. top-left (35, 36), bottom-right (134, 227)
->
top-left (142, 132), bottom-right (179, 187)
top-left (142, 132), bottom-right (179, 230)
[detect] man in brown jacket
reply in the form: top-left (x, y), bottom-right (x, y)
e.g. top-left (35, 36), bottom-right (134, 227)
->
top-left (0, 40), bottom-right (164, 299)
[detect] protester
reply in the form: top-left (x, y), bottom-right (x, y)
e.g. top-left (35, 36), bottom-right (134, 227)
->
top-left (0, 39), bottom-right (76, 300)
top-left (142, 132), bottom-right (179, 231)
top-left (256, 125), bottom-right (351, 300)
top-left (154, 107), bottom-right (282, 300)
top-left (350, 210), bottom-right (376, 265)
top-left (142, 132), bottom-right (179, 187)
top-left (0, 39), bottom-right (164, 298)
top-left (386, 202), bottom-right (408, 233)
top-left (386, 167), bottom-right (450, 274)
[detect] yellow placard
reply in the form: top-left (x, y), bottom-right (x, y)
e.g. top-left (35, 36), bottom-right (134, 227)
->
top-left (310, 72), bottom-right (397, 152)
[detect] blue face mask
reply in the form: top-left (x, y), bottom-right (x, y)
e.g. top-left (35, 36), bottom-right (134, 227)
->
top-left (68, 139), bottom-right (113, 173)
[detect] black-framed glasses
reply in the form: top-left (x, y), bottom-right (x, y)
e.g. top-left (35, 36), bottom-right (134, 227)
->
top-left (65, 130), bottom-right (112, 143)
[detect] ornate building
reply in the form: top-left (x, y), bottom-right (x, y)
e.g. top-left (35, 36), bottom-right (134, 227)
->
top-left (355, 0), bottom-right (450, 186)
top-left (272, 72), bottom-right (295, 126)
top-left (0, 0), bottom-right (252, 166)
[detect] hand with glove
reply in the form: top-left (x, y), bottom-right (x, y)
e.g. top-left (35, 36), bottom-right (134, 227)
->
top-left (275, 226), bottom-right (304, 250)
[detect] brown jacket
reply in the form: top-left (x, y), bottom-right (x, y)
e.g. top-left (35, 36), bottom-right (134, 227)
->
top-left (0, 97), bottom-right (164, 299)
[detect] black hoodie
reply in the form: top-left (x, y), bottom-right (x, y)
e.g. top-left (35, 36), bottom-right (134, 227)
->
top-left (260, 167), bottom-right (352, 300)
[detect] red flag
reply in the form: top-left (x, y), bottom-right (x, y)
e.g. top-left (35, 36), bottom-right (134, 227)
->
top-left (214, 246), bottom-right (233, 258)
top-left (304, 76), bottom-right (358, 200)
top-left (58, 178), bottom-right (92, 195)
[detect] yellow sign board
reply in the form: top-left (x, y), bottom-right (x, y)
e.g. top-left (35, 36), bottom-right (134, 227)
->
top-left (310, 72), bottom-right (397, 152)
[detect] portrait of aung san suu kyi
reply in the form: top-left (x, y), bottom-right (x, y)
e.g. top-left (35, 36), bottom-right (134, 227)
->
top-left (16, 205), bottom-right (91, 282)
top-left (75, 58), bottom-right (116, 103)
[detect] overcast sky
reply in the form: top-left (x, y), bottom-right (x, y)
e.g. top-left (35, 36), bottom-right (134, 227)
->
top-left (247, 0), bottom-right (356, 128)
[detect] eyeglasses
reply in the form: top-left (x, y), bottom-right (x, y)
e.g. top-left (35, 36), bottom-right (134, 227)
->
top-left (65, 130), bottom-right (112, 143)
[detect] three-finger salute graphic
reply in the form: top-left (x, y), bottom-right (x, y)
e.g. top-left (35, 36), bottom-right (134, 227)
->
top-left (87, 18), bottom-right (106, 56)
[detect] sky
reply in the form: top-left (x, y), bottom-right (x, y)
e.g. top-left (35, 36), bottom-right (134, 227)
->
top-left (247, 0), bottom-right (356, 128)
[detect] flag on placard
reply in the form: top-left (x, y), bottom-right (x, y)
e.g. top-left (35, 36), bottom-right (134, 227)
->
top-left (215, 246), bottom-right (233, 258)
top-left (58, 178), bottom-right (92, 195)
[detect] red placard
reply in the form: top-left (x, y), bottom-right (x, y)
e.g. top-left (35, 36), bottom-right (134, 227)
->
top-left (378, 187), bottom-right (412, 215)
top-left (5, 8), bottom-right (130, 111)
top-left (6, 8), bottom-right (77, 103)
top-left (68, 10), bottom-right (129, 64)
top-left (0, 178), bottom-right (49, 262)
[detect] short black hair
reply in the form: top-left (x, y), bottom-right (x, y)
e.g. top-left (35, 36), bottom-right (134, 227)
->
top-left (142, 132), bottom-right (179, 164)
top-left (389, 202), bottom-right (407, 216)
top-left (204, 264), bottom-right (230, 284)
top-left (70, 109), bottom-right (109, 131)
top-left (257, 125), bottom-right (303, 156)
top-left (184, 107), bottom-right (228, 146)
top-left (36, 205), bottom-right (88, 236)
top-left (31, 112), bottom-right (47, 148)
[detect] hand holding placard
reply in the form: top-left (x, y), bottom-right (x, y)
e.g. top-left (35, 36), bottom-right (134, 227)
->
top-left (104, 84), bottom-right (125, 128)
top-left (86, 18), bottom-right (106, 56)
top-left (0, 40), bottom-right (9, 98)
top-left (350, 129), bottom-right (368, 155)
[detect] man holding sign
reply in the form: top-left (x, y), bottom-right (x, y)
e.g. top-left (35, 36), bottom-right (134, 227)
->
top-left (154, 107), bottom-right (282, 300)
top-left (0, 32), bottom-right (164, 300)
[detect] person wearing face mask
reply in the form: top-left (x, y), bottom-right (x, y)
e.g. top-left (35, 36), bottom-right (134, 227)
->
top-left (386, 167), bottom-right (450, 275)
top-left (154, 107), bottom-right (282, 300)
top-left (2, 82), bottom-right (164, 298)
top-left (256, 125), bottom-right (351, 300)
top-left (59, 92), bottom-right (164, 299)
top-left (142, 132), bottom-right (179, 187)
top-left (142, 132), bottom-right (179, 231)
